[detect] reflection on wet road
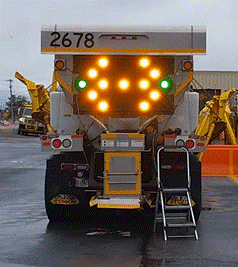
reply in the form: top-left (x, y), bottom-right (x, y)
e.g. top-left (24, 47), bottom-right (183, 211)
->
top-left (0, 134), bottom-right (238, 267)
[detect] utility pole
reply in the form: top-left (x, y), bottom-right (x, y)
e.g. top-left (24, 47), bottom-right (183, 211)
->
top-left (6, 79), bottom-right (14, 122)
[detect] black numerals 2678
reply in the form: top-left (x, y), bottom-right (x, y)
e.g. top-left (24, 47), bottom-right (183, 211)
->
top-left (50, 32), bottom-right (94, 48)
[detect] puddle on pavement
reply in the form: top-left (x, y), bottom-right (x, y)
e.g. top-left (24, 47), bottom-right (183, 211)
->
top-left (86, 229), bottom-right (131, 237)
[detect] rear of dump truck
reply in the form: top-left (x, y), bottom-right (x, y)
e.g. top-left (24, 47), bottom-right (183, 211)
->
top-left (40, 26), bottom-right (206, 239)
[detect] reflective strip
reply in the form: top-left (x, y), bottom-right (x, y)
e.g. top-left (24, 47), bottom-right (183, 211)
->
top-left (42, 48), bottom-right (206, 54)
top-left (89, 196), bottom-right (96, 207)
top-left (54, 70), bottom-right (73, 96)
top-left (50, 197), bottom-right (79, 205)
top-left (42, 141), bottom-right (50, 146)
top-left (174, 70), bottom-right (193, 97)
top-left (167, 198), bottom-right (195, 206)
top-left (101, 133), bottom-right (117, 138)
top-left (97, 203), bottom-right (140, 209)
top-left (164, 135), bottom-right (177, 139)
top-left (229, 149), bottom-right (234, 176)
top-left (128, 134), bottom-right (145, 138)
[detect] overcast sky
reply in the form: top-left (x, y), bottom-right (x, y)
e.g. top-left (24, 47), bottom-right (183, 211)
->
top-left (0, 0), bottom-right (238, 108)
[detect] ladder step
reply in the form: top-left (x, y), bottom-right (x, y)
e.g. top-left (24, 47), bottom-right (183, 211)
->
top-left (155, 212), bottom-right (188, 220)
top-left (155, 216), bottom-right (188, 222)
top-left (162, 188), bottom-right (188, 192)
top-left (167, 222), bottom-right (195, 228)
top-left (168, 235), bottom-right (196, 239)
top-left (165, 205), bottom-right (190, 210)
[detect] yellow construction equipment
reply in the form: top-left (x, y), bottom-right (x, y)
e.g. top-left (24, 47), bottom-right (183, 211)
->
top-left (195, 88), bottom-right (237, 159)
top-left (17, 103), bottom-right (46, 135)
top-left (15, 72), bottom-right (55, 133)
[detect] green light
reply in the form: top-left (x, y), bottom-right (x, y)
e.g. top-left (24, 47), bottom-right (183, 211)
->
top-left (76, 79), bottom-right (87, 90)
top-left (159, 78), bottom-right (172, 91)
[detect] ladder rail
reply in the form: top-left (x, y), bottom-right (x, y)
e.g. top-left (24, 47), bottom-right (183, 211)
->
top-left (160, 190), bottom-right (167, 241)
top-left (157, 146), bottom-right (191, 190)
top-left (186, 190), bottom-right (199, 240)
top-left (154, 146), bottom-right (198, 240)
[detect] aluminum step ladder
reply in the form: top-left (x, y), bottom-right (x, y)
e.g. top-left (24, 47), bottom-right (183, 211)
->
top-left (154, 147), bottom-right (198, 240)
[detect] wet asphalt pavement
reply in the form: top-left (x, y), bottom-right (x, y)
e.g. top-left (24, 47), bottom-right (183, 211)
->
top-left (0, 132), bottom-right (238, 267)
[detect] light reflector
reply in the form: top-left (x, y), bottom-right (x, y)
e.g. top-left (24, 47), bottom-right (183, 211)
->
top-left (55, 59), bottom-right (65, 70)
top-left (183, 60), bottom-right (193, 70)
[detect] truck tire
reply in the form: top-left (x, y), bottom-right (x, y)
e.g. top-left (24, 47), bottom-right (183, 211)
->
top-left (18, 126), bottom-right (23, 135)
top-left (45, 153), bottom-right (92, 222)
top-left (18, 124), bottom-right (25, 135)
top-left (190, 154), bottom-right (202, 222)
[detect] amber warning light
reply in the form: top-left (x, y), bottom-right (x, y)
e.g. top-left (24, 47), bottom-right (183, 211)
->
top-left (73, 55), bottom-right (174, 117)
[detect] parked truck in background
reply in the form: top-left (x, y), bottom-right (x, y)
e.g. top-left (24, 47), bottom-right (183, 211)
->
top-left (18, 103), bottom-right (46, 135)
top-left (18, 26), bottom-right (207, 240)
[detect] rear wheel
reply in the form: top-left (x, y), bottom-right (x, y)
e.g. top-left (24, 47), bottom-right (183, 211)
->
top-left (45, 153), bottom-right (92, 222)
top-left (18, 124), bottom-right (24, 135)
top-left (45, 172), bottom-right (89, 222)
top-left (190, 154), bottom-right (202, 222)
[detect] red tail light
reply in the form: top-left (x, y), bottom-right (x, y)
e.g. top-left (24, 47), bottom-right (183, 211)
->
top-left (52, 139), bottom-right (61, 148)
top-left (186, 139), bottom-right (195, 148)
top-left (61, 164), bottom-right (74, 170)
top-left (41, 135), bottom-right (48, 140)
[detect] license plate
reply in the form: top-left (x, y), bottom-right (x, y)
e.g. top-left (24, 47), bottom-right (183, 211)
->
top-left (75, 178), bottom-right (89, 187)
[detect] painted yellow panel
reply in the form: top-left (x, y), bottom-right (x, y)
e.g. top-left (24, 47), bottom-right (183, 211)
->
top-left (104, 152), bottom-right (141, 195)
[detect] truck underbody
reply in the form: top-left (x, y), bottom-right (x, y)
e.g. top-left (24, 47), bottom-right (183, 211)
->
top-left (44, 142), bottom-right (202, 222)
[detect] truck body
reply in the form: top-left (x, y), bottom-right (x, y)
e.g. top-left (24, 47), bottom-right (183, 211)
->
top-left (18, 103), bottom-right (46, 135)
top-left (23, 26), bottom-right (207, 239)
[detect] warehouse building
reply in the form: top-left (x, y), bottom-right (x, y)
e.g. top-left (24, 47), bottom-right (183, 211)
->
top-left (191, 71), bottom-right (238, 109)
top-left (192, 71), bottom-right (238, 92)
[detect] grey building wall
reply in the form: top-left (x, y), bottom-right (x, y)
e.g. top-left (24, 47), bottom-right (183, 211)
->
top-left (193, 71), bottom-right (238, 92)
